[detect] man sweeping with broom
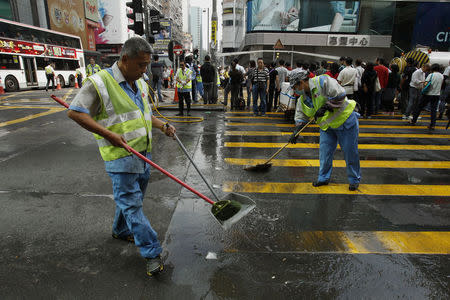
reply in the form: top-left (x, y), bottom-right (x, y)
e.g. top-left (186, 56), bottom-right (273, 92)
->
top-left (67, 37), bottom-right (176, 276)
top-left (289, 70), bottom-right (361, 191)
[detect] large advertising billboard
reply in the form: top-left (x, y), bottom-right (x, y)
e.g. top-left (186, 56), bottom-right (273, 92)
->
top-left (411, 2), bottom-right (450, 51)
top-left (247, 0), bottom-right (360, 33)
top-left (95, 0), bottom-right (129, 45)
top-left (47, 0), bottom-right (89, 48)
top-left (153, 18), bottom-right (171, 55)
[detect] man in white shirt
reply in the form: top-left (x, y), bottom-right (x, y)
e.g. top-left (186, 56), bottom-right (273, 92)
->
top-left (405, 64), bottom-right (430, 119)
top-left (274, 59), bottom-right (289, 110)
top-left (337, 57), bottom-right (357, 99)
top-left (410, 64), bottom-right (444, 130)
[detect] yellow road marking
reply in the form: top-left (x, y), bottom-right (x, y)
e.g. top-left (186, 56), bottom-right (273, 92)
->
top-left (0, 90), bottom-right (33, 101)
top-left (224, 130), bottom-right (450, 139)
top-left (0, 108), bottom-right (66, 127)
top-left (222, 182), bottom-right (450, 196)
top-left (224, 142), bottom-right (450, 150)
top-left (225, 231), bottom-right (450, 254)
top-left (225, 122), bottom-right (446, 130)
top-left (225, 116), bottom-right (445, 123)
top-left (224, 158), bottom-right (450, 169)
top-left (0, 89), bottom-right (73, 127)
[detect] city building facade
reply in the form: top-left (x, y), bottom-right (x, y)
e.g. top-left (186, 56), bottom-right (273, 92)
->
top-left (189, 6), bottom-right (202, 51)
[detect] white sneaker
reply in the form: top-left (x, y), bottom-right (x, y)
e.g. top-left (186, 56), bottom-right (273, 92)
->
top-left (408, 116), bottom-right (413, 120)
top-left (418, 116), bottom-right (422, 120)
top-left (402, 115), bottom-right (407, 120)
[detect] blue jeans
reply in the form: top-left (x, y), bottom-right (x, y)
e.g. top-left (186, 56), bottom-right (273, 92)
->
top-left (197, 81), bottom-right (204, 98)
top-left (108, 169), bottom-right (162, 259)
top-left (318, 113), bottom-right (361, 184)
top-left (152, 78), bottom-right (163, 102)
top-left (252, 84), bottom-right (267, 115)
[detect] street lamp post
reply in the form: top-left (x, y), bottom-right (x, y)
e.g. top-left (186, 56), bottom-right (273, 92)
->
top-left (203, 8), bottom-right (210, 55)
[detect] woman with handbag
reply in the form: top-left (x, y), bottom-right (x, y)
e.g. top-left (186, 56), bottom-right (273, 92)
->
top-left (360, 63), bottom-right (378, 118)
top-left (410, 64), bottom-right (444, 130)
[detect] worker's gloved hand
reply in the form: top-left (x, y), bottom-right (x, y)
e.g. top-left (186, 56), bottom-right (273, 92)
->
top-left (314, 103), bottom-right (333, 119)
top-left (289, 122), bottom-right (306, 144)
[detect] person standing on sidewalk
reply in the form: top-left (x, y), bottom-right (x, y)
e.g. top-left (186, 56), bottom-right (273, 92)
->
top-left (67, 37), bottom-right (176, 276)
top-left (200, 55), bottom-right (216, 104)
top-left (337, 57), bottom-right (357, 100)
top-left (45, 62), bottom-right (55, 91)
top-left (245, 60), bottom-right (256, 109)
top-left (150, 54), bottom-right (164, 103)
top-left (410, 64), bottom-right (444, 130)
top-left (274, 59), bottom-right (288, 111)
top-left (251, 58), bottom-right (269, 116)
top-left (229, 61), bottom-right (244, 110)
top-left (438, 60), bottom-right (450, 119)
top-left (267, 61), bottom-right (280, 112)
top-left (289, 70), bottom-right (361, 191)
top-left (374, 58), bottom-right (389, 114)
top-left (175, 60), bottom-right (193, 116)
top-left (405, 64), bottom-right (430, 120)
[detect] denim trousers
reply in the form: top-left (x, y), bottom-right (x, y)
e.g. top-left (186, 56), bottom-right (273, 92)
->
top-left (151, 78), bottom-right (163, 102)
top-left (108, 170), bottom-right (162, 259)
top-left (252, 85), bottom-right (267, 115)
top-left (412, 95), bottom-right (439, 127)
top-left (318, 118), bottom-right (361, 185)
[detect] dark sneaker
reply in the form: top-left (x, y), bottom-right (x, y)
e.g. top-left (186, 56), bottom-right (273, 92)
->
top-left (112, 233), bottom-right (134, 243)
top-left (146, 256), bottom-right (164, 276)
top-left (175, 113), bottom-right (183, 116)
top-left (349, 183), bottom-right (359, 191)
top-left (312, 180), bottom-right (329, 187)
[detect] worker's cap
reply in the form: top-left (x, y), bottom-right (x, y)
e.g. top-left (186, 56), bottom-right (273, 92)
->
top-left (289, 70), bottom-right (309, 88)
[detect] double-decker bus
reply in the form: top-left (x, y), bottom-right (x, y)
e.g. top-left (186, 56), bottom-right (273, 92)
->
top-left (0, 18), bottom-right (85, 92)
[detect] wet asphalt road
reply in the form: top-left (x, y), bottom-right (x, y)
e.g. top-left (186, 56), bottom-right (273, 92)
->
top-left (0, 88), bottom-right (449, 299)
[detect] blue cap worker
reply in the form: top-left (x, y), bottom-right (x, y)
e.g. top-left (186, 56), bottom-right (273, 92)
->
top-left (289, 70), bottom-right (361, 191)
top-left (67, 37), bottom-right (176, 276)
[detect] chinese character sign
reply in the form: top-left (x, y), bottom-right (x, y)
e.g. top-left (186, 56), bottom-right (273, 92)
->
top-left (327, 35), bottom-right (370, 47)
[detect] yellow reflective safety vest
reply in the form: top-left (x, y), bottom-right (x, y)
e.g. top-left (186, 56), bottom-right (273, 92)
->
top-left (75, 68), bottom-right (83, 78)
top-left (300, 75), bottom-right (356, 131)
top-left (87, 70), bottom-right (152, 161)
top-left (45, 65), bottom-right (54, 74)
top-left (87, 64), bottom-right (102, 77)
top-left (176, 68), bottom-right (192, 90)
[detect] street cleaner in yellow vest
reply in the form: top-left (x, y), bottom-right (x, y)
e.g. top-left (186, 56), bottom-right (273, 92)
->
top-left (86, 58), bottom-right (102, 77)
top-left (67, 37), bottom-right (176, 276)
top-left (175, 59), bottom-right (193, 116)
top-left (288, 70), bottom-right (361, 191)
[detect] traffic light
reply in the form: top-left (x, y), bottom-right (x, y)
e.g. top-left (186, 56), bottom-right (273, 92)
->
top-left (193, 49), bottom-right (199, 60)
top-left (126, 0), bottom-right (144, 36)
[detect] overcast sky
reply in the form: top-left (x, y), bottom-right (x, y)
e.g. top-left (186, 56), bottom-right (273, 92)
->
top-left (186, 0), bottom-right (222, 49)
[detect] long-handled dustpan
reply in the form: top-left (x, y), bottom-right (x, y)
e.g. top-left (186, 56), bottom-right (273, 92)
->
top-left (174, 133), bottom-right (255, 229)
top-left (244, 119), bottom-right (313, 172)
top-left (51, 95), bottom-right (254, 229)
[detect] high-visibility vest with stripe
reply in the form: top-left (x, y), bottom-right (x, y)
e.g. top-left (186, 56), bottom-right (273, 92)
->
top-left (176, 68), bottom-right (192, 89)
top-left (87, 64), bottom-right (102, 77)
top-left (301, 75), bottom-right (356, 131)
top-left (87, 70), bottom-right (152, 161)
top-left (45, 65), bottom-right (54, 74)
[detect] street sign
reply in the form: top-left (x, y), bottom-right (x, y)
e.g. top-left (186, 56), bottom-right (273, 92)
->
top-left (273, 39), bottom-right (284, 50)
top-left (173, 44), bottom-right (183, 56)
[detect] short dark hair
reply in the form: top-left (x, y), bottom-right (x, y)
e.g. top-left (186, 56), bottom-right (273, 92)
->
top-left (257, 57), bottom-right (263, 61)
top-left (153, 54), bottom-right (159, 61)
top-left (377, 58), bottom-right (385, 65)
top-left (390, 64), bottom-right (399, 73)
top-left (355, 59), bottom-right (362, 66)
top-left (345, 57), bottom-right (353, 65)
top-left (296, 61), bottom-right (302, 68)
top-left (271, 61), bottom-right (277, 68)
top-left (340, 56), bottom-right (345, 61)
top-left (204, 55), bottom-right (210, 61)
top-left (233, 58), bottom-right (239, 64)
top-left (321, 60), bottom-right (327, 67)
top-left (249, 60), bottom-right (256, 68)
top-left (431, 63), bottom-right (441, 72)
top-left (279, 59), bottom-right (285, 65)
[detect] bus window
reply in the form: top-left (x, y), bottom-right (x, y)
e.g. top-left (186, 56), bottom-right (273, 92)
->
top-left (0, 54), bottom-right (21, 69)
top-left (36, 57), bottom-right (51, 70)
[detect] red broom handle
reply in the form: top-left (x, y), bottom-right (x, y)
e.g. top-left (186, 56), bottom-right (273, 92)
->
top-left (50, 95), bottom-right (215, 205)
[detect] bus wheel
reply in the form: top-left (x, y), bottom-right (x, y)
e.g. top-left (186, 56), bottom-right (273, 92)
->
top-left (5, 75), bottom-right (19, 92)
top-left (69, 75), bottom-right (75, 87)
top-left (58, 75), bottom-right (65, 88)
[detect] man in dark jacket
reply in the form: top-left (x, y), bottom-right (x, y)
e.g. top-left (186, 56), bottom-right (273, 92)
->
top-left (200, 55), bottom-right (216, 104)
